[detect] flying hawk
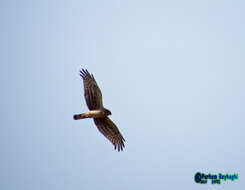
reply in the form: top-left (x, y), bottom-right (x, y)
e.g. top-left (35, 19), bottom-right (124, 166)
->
top-left (73, 69), bottom-right (125, 151)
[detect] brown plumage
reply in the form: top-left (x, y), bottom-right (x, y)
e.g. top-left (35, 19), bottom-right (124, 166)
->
top-left (73, 69), bottom-right (125, 151)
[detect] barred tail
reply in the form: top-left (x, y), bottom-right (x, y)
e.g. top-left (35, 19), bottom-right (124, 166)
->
top-left (73, 113), bottom-right (88, 120)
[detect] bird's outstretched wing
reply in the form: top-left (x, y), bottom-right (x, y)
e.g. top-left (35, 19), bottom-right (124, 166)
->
top-left (80, 69), bottom-right (103, 110)
top-left (94, 117), bottom-right (125, 151)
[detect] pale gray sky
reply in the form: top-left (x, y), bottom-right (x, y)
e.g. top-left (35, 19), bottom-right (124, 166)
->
top-left (0, 0), bottom-right (244, 189)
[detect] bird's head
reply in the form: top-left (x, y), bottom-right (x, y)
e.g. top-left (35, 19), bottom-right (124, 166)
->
top-left (104, 108), bottom-right (112, 116)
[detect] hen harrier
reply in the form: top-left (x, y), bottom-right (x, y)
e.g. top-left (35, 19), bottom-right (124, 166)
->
top-left (73, 69), bottom-right (125, 151)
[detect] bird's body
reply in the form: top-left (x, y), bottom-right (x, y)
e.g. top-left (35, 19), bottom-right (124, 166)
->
top-left (73, 69), bottom-right (125, 151)
top-left (74, 110), bottom-right (108, 119)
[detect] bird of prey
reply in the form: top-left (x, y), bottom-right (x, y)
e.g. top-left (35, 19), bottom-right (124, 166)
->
top-left (73, 69), bottom-right (125, 151)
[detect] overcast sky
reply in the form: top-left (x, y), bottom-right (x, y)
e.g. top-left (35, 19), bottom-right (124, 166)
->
top-left (0, 0), bottom-right (244, 189)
